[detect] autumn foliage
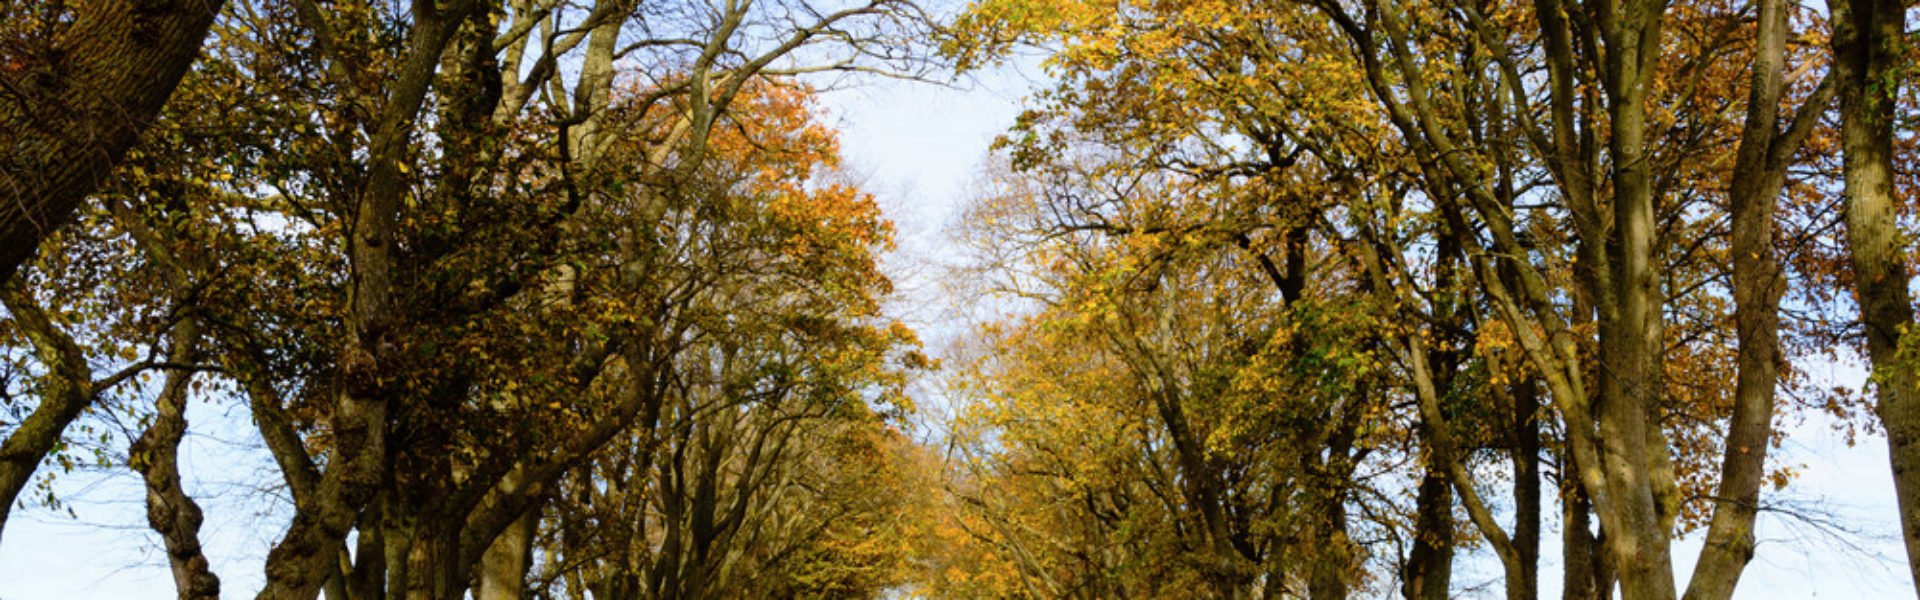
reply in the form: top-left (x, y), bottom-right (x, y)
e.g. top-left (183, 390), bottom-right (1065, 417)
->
top-left (0, 0), bottom-right (1917, 599)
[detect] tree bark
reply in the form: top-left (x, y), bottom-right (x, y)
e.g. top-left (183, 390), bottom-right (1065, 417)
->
top-left (1403, 464), bottom-right (1453, 600)
top-left (1594, 0), bottom-right (1679, 591)
top-left (1309, 429), bottom-right (1357, 600)
top-left (1309, 498), bottom-right (1350, 600)
top-left (0, 284), bottom-right (94, 542)
top-left (0, 0), bottom-right (223, 284)
top-left (1563, 477), bottom-right (1608, 600)
top-left (1684, 0), bottom-right (1832, 595)
top-left (476, 505), bottom-right (539, 600)
top-left (131, 319), bottom-right (222, 600)
top-left (1564, 499), bottom-right (1595, 600)
top-left (1828, 0), bottom-right (1920, 592)
top-left (1511, 379), bottom-right (1541, 600)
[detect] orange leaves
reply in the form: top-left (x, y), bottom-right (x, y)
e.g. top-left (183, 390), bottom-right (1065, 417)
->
top-left (705, 83), bottom-right (846, 180)
top-left (767, 182), bottom-right (895, 259)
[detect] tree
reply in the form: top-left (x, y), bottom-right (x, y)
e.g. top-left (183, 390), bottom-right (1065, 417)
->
top-left (942, 0), bottom-right (1840, 597)
top-left (938, 147), bottom-right (1416, 598)
top-left (20, 1), bottom-right (938, 599)
top-left (1685, 0), bottom-right (1832, 596)
top-left (520, 78), bottom-right (926, 600)
top-left (1826, 0), bottom-right (1920, 590)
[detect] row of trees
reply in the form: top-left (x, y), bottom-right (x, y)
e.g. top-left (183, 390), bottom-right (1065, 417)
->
top-left (2, 0), bottom-right (1918, 597)
top-left (925, 0), bottom-right (1917, 598)
top-left (0, 1), bottom-right (948, 599)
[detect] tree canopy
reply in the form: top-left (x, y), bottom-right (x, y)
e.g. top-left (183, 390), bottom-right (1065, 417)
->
top-left (0, 0), bottom-right (1915, 599)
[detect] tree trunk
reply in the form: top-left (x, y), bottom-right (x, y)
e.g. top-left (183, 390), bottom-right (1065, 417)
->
top-left (1563, 470), bottom-right (1603, 600)
top-left (1828, 0), bottom-right (1920, 592)
top-left (403, 523), bottom-right (463, 600)
top-left (1594, 1), bottom-right (1678, 595)
top-left (132, 319), bottom-right (222, 600)
top-left (1310, 429), bottom-right (1357, 600)
top-left (476, 504), bottom-right (540, 600)
top-left (1154, 388), bottom-right (1248, 598)
top-left (349, 495), bottom-right (389, 600)
top-left (0, 284), bottom-right (96, 542)
top-left (1511, 379), bottom-right (1541, 600)
top-left (1684, 0), bottom-right (1830, 593)
top-left (1403, 464), bottom-right (1453, 600)
top-left (1309, 495), bottom-right (1350, 600)
top-left (0, 0), bottom-right (223, 284)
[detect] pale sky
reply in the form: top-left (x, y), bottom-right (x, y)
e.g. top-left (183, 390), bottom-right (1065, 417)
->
top-left (0, 57), bottom-right (1911, 600)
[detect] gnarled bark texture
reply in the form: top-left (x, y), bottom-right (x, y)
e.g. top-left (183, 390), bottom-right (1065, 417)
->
top-left (131, 319), bottom-right (221, 600)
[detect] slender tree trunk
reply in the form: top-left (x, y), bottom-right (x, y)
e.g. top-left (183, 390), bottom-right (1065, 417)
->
top-left (1511, 379), bottom-right (1541, 600)
top-left (132, 320), bottom-right (222, 600)
top-left (1828, 0), bottom-right (1920, 592)
top-left (0, 0), bottom-right (223, 284)
top-left (1684, 0), bottom-right (1831, 592)
top-left (0, 284), bottom-right (96, 542)
top-left (1404, 463), bottom-right (1453, 600)
top-left (1597, 526), bottom-right (1618, 598)
top-left (1594, 2), bottom-right (1678, 596)
top-left (1563, 470), bottom-right (1602, 600)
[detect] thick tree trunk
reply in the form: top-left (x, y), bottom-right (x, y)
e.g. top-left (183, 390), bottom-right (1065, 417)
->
top-left (1828, 0), bottom-right (1920, 592)
top-left (0, 0), bottom-right (223, 284)
top-left (385, 505), bottom-right (418, 600)
top-left (476, 504), bottom-right (539, 600)
top-left (403, 523), bottom-right (463, 600)
top-left (348, 495), bottom-right (389, 600)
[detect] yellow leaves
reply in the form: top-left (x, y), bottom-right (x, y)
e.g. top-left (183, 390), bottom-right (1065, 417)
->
top-left (945, 0), bottom-right (1094, 70)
